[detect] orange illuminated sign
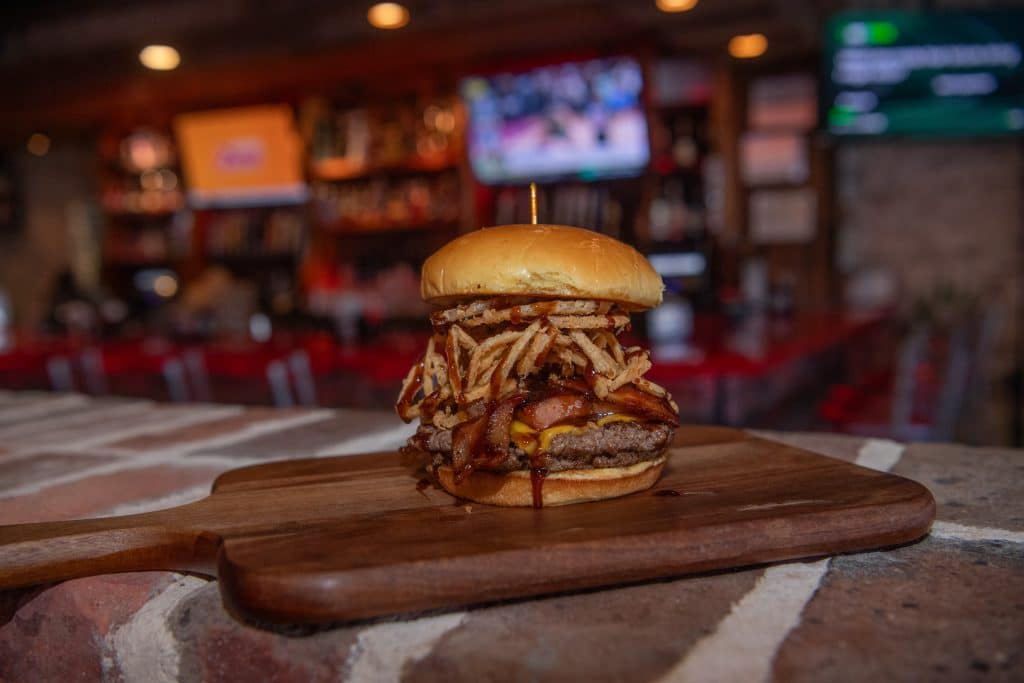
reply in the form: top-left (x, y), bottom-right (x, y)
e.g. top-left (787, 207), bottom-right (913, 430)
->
top-left (174, 105), bottom-right (307, 206)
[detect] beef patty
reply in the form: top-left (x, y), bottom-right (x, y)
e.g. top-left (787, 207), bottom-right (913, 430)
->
top-left (410, 421), bottom-right (674, 473)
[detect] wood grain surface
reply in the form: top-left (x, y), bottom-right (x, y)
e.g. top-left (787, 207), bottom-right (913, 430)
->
top-left (0, 426), bottom-right (935, 624)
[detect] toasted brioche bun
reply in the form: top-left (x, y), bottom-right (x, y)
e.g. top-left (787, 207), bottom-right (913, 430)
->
top-left (435, 456), bottom-right (666, 507)
top-left (421, 224), bottom-right (663, 311)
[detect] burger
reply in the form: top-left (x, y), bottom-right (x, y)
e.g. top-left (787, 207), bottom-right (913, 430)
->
top-left (396, 223), bottom-right (679, 507)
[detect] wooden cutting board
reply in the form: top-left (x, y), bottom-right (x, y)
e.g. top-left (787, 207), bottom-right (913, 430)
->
top-left (0, 426), bottom-right (934, 624)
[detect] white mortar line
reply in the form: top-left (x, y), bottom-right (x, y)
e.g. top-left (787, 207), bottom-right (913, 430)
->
top-left (170, 453), bottom-right (267, 469)
top-left (0, 393), bottom-right (89, 422)
top-left (0, 455), bottom-right (194, 500)
top-left (0, 444), bottom-right (123, 466)
top-left (152, 409), bottom-right (333, 457)
top-left (94, 420), bottom-right (422, 515)
top-left (105, 574), bottom-right (208, 683)
top-left (0, 410), bottom-right (416, 505)
top-left (315, 421), bottom-right (418, 457)
top-left (660, 437), bottom-right (907, 683)
top-left (0, 401), bottom-right (155, 440)
top-left (930, 521), bottom-right (1024, 544)
top-left (0, 410), bottom-right (332, 499)
top-left (19, 405), bottom-right (244, 453)
top-left (659, 559), bottom-right (831, 683)
top-left (853, 438), bottom-right (904, 472)
top-left (344, 611), bottom-right (466, 683)
top-left (99, 484), bottom-right (212, 517)
top-left (98, 408), bottom-right (332, 461)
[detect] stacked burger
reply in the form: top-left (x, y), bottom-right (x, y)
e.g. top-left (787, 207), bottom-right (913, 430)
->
top-left (396, 224), bottom-right (679, 507)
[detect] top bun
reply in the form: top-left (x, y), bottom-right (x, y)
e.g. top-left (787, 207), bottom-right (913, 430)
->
top-left (421, 224), bottom-right (663, 311)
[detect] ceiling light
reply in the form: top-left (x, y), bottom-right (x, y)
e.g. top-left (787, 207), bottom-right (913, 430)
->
top-left (139, 45), bottom-right (181, 71)
top-left (729, 33), bottom-right (767, 59)
top-left (27, 133), bottom-right (51, 157)
top-left (367, 2), bottom-right (410, 29)
top-left (153, 274), bottom-right (179, 298)
top-left (656, 0), bottom-right (698, 12)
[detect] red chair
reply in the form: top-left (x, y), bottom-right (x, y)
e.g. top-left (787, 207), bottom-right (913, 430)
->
top-left (820, 318), bottom-right (985, 442)
top-left (0, 338), bottom-right (83, 392)
top-left (83, 339), bottom-right (190, 401)
top-left (0, 347), bottom-right (55, 391)
top-left (197, 342), bottom-right (327, 407)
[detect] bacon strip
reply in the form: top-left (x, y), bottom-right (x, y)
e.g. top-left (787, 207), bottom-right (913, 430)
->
top-left (483, 394), bottom-right (525, 458)
top-left (603, 385), bottom-right (680, 426)
top-left (518, 394), bottom-right (591, 431)
top-left (451, 414), bottom-right (487, 474)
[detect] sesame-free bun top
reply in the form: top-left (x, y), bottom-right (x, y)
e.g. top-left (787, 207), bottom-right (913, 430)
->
top-left (421, 224), bottom-right (664, 310)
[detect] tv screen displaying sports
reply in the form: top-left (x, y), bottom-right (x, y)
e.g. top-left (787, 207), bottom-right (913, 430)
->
top-left (461, 57), bottom-right (650, 184)
top-left (824, 11), bottom-right (1024, 137)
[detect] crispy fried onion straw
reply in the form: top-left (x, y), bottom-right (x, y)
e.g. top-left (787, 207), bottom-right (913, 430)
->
top-left (399, 299), bottom-right (677, 427)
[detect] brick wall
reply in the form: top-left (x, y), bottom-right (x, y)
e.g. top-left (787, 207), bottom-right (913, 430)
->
top-left (837, 140), bottom-right (1021, 300)
top-left (836, 140), bottom-right (1022, 443)
top-left (0, 395), bottom-right (1022, 681)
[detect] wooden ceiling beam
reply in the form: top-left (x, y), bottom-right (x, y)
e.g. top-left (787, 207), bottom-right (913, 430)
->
top-left (0, 2), bottom-right (644, 138)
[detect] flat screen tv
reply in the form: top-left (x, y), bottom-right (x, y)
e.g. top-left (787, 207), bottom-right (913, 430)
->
top-left (461, 56), bottom-right (650, 184)
top-left (823, 11), bottom-right (1024, 137)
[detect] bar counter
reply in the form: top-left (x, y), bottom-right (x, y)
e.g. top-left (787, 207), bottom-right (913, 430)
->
top-left (0, 311), bottom-right (887, 419)
top-left (0, 391), bottom-right (1020, 681)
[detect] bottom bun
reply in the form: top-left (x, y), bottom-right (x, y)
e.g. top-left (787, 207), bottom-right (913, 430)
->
top-left (435, 456), bottom-right (666, 507)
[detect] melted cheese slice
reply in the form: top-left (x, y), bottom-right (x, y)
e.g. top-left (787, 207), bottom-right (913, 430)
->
top-left (510, 414), bottom-right (640, 456)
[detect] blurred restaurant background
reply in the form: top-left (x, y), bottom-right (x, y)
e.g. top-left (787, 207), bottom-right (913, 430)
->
top-left (0, 0), bottom-right (1021, 445)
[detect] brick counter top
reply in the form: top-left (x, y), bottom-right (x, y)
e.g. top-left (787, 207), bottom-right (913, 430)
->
top-left (0, 391), bottom-right (1020, 682)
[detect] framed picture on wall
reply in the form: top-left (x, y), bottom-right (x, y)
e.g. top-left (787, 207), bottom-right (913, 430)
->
top-left (749, 188), bottom-right (817, 244)
top-left (747, 73), bottom-right (817, 131)
top-left (740, 132), bottom-right (809, 186)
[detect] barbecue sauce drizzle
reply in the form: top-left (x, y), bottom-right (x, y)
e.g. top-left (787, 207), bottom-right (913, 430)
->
top-left (395, 361), bottom-right (424, 421)
top-left (410, 302), bottom-right (677, 509)
top-left (442, 374), bottom-right (678, 508)
top-left (530, 466), bottom-right (549, 509)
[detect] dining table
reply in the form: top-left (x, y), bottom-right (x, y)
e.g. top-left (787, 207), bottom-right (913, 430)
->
top-left (0, 390), bottom-right (1020, 682)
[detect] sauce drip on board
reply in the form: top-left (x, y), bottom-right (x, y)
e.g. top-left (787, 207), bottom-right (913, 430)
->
top-left (654, 489), bottom-right (681, 497)
top-left (530, 466), bottom-right (549, 509)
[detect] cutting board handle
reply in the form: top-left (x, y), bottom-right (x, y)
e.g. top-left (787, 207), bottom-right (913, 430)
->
top-left (0, 510), bottom-right (212, 590)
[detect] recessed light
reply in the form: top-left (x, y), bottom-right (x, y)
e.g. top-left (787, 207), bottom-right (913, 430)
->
top-left (27, 133), bottom-right (51, 157)
top-left (656, 0), bottom-right (698, 12)
top-left (367, 3), bottom-right (410, 30)
top-left (153, 274), bottom-right (179, 298)
top-left (729, 33), bottom-right (767, 59)
top-left (139, 45), bottom-right (181, 71)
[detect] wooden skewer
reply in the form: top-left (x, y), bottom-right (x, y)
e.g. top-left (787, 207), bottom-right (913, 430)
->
top-left (530, 183), bottom-right (538, 225)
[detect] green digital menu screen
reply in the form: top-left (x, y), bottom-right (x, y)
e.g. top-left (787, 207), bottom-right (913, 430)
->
top-left (824, 11), bottom-right (1024, 136)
